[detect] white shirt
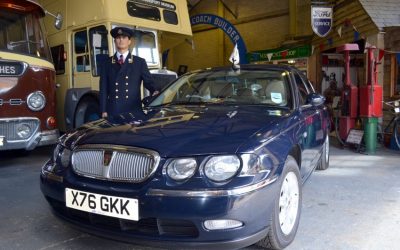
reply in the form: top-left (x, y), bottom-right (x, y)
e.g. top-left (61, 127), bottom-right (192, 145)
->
top-left (116, 51), bottom-right (129, 62)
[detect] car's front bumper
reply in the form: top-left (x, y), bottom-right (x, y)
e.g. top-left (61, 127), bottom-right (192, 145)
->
top-left (40, 161), bottom-right (279, 249)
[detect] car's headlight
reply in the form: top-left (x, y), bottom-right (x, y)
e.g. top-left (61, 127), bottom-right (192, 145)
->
top-left (60, 147), bottom-right (72, 168)
top-left (52, 144), bottom-right (71, 169)
top-left (240, 154), bottom-right (270, 176)
top-left (52, 144), bottom-right (61, 162)
top-left (27, 91), bottom-right (46, 111)
top-left (166, 158), bottom-right (197, 181)
top-left (204, 155), bottom-right (240, 182)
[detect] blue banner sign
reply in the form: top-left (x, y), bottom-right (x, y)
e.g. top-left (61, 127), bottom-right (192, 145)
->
top-left (191, 14), bottom-right (248, 64)
top-left (311, 6), bottom-right (333, 37)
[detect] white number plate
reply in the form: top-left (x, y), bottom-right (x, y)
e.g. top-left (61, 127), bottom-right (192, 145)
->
top-left (65, 188), bottom-right (139, 221)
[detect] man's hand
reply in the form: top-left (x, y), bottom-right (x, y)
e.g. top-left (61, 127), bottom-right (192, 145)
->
top-left (152, 90), bottom-right (160, 96)
top-left (102, 112), bottom-right (108, 118)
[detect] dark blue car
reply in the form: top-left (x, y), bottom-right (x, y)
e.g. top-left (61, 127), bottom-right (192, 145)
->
top-left (41, 64), bottom-right (330, 250)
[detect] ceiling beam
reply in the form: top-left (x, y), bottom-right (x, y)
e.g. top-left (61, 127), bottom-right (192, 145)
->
top-left (219, 0), bottom-right (238, 19)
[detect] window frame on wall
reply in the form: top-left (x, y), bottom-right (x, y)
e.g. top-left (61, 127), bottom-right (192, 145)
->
top-left (391, 54), bottom-right (400, 97)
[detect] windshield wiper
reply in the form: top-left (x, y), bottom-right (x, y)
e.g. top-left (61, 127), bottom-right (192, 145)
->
top-left (150, 101), bottom-right (204, 107)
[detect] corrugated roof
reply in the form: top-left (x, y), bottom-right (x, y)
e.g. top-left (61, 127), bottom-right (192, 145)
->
top-left (359, 0), bottom-right (400, 29)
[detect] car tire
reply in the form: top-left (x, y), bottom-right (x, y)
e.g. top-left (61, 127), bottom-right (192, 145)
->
top-left (316, 135), bottom-right (330, 170)
top-left (256, 155), bottom-right (302, 250)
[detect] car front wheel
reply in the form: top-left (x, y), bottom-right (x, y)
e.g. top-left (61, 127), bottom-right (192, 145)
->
top-left (256, 155), bottom-right (302, 249)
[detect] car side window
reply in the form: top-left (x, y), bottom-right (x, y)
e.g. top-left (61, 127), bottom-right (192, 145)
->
top-left (293, 72), bottom-right (309, 106)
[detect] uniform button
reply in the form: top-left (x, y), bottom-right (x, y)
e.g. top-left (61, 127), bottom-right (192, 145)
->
top-left (125, 76), bottom-right (129, 79)
top-left (126, 89), bottom-right (128, 92)
top-left (126, 82), bottom-right (128, 85)
top-left (116, 89), bottom-right (119, 92)
top-left (116, 96), bottom-right (119, 99)
top-left (126, 96), bottom-right (129, 99)
top-left (116, 82), bottom-right (118, 86)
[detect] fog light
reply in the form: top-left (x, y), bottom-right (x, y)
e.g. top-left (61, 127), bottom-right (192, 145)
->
top-left (16, 124), bottom-right (31, 139)
top-left (204, 219), bottom-right (243, 230)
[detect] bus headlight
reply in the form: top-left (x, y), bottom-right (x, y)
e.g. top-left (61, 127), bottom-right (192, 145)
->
top-left (27, 91), bottom-right (46, 111)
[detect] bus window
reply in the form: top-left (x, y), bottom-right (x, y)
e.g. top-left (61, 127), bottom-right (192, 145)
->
top-left (76, 55), bottom-right (90, 72)
top-left (89, 26), bottom-right (109, 76)
top-left (51, 45), bottom-right (65, 75)
top-left (127, 2), bottom-right (161, 21)
top-left (74, 31), bottom-right (88, 54)
top-left (74, 30), bottom-right (90, 72)
top-left (132, 30), bottom-right (159, 67)
top-left (0, 9), bottom-right (51, 60)
top-left (163, 10), bottom-right (178, 25)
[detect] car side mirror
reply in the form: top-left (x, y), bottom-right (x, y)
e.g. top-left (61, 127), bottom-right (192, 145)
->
top-left (307, 93), bottom-right (325, 106)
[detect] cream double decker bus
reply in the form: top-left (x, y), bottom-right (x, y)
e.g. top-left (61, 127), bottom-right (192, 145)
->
top-left (39, 0), bottom-right (192, 131)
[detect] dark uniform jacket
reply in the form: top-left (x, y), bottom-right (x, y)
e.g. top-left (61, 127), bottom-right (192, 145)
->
top-left (99, 53), bottom-right (156, 118)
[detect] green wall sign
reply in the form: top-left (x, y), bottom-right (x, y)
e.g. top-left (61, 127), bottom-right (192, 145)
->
top-left (247, 45), bottom-right (311, 62)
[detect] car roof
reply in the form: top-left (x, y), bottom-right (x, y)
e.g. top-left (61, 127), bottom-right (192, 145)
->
top-left (188, 64), bottom-right (298, 74)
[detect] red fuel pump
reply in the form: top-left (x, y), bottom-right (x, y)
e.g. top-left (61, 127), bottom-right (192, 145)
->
top-left (336, 44), bottom-right (359, 141)
top-left (359, 47), bottom-right (383, 154)
top-left (359, 47), bottom-right (383, 117)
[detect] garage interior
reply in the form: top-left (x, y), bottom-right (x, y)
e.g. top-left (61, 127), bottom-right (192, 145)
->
top-left (1, 0), bottom-right (400, 249)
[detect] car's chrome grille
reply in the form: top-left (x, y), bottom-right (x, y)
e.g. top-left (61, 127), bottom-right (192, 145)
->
top-left (72, 145), bottom-right (160, 183)
top-left (72, 150), bottom-right (104, 177)
top-left (0, 118), bottom-right (39, 141)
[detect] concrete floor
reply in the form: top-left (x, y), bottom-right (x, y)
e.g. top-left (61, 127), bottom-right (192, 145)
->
top-left (0, 140), bottom-right (399, 250)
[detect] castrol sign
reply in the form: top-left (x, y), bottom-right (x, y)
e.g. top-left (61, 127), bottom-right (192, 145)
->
top-left (311, 6), bottom-right (333, 37)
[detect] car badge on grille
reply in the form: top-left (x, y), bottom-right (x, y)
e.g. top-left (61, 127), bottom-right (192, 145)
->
top-left (103, 150), bottom-right (113, 166)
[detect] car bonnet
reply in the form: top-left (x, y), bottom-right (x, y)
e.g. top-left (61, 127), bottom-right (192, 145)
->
top-left (67, 105), bottom-right (290, 157)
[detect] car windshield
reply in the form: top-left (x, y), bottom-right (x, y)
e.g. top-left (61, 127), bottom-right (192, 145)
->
top-left (150, 69), bottom-right (291, 107)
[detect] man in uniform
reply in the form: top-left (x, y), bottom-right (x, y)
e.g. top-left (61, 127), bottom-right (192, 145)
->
top-left (99, 27), bottom-right (159, 120)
